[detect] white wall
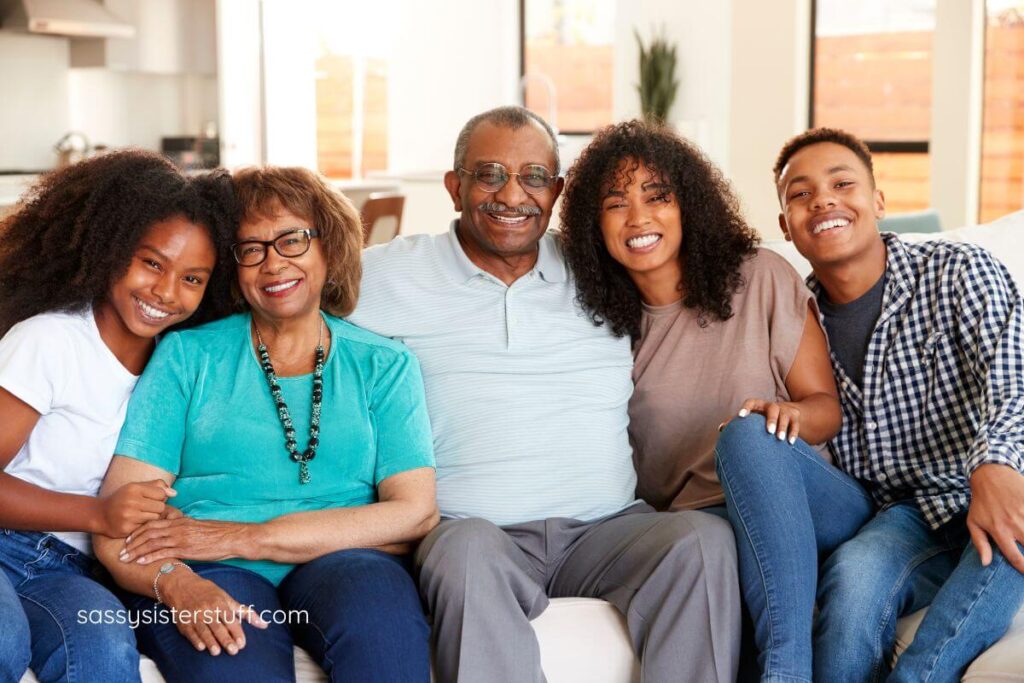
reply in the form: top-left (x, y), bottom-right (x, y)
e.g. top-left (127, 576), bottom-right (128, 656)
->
top-left (0, 33), bottom-right (70, 169)
top-left (728, 0), bottom-right (811, 238)
top-left (613, 0), bottom-right (733, 172)
top-left (387, 0), bottom-right (520, 175)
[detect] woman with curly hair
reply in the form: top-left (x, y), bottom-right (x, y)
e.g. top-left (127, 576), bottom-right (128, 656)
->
top-left (561, 120), bottom-right (844, 675)
top-left (0, 150), bottom-right (235, 683)
top-left (562, 118), bottom-right (841, 509)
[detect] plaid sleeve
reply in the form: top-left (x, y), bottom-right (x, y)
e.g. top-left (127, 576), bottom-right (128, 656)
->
top-left (958, 249), bottom-right (1024, 477)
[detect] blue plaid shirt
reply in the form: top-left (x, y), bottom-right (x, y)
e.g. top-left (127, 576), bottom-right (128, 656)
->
top-left (808, 232), bottom-right (1024, 529)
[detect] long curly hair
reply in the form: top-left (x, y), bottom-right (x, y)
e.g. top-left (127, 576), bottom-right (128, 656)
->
top-left (561, 119), bottom-right (759, 338)
top-left (0, 150), bottom-right (237, 337)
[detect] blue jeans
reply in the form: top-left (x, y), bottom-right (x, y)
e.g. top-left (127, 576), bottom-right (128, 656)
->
top-left (818, 503), bottom-right (1024, 683)
top-left (124, 548), bottom-right (429, 683)
top-left (716, 414), bottom-right (1024, 682)
top-left (715, 414), bottom-right (878, 682)
top-left (0, 529), bottom-right (140, 683)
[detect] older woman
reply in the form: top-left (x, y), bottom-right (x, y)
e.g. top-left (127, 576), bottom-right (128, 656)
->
top-left (560, 121), bottom-right (852, 678)
top-left (93, 167), bottom-right (438, 683)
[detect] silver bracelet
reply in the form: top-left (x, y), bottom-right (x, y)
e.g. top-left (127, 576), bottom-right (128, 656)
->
top-left (153, 561), bottom-right (192, 604)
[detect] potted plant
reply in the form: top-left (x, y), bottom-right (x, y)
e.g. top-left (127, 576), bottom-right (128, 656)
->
top-left (635, 28), bottom-right (679, 124)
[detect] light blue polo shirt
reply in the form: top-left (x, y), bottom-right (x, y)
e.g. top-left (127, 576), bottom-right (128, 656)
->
top-left (349, 222), bottom-right (638, 526)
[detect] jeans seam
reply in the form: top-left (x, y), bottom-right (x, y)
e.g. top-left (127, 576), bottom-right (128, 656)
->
top-left (868, 542), bottom-right (961, 682)
top-left (913, 549), bottom-right (1008, 680)
top-left (16, 591), bottom-right (74, 682)
top-left (716, 448), bottom-right (779, 673)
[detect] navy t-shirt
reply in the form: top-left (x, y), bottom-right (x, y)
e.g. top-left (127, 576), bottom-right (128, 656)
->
top-left (818, 273), bottom-right (886, 389)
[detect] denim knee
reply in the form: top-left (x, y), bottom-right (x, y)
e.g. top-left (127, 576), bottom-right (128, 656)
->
top-left (0, 601), bottom-right (31, 682)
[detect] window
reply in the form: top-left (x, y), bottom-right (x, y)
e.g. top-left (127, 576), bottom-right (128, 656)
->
top-left (811, 1), bottom-right (936, 213)
top-left (521, 0), bottom-right (615, 133)
top-left (312, 2), bottom-right (393, 179)
top-left (979, 1), bottom-right (1024, 223)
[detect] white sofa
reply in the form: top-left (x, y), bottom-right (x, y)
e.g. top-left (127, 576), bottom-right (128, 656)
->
top-left (20, 211), bottom-right (1024, 683)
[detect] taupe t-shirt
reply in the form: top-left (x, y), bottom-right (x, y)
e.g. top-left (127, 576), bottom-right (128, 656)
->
top-left (630, 248), bottom-right (819, 511)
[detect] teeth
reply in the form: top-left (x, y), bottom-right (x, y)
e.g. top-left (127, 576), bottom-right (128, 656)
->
top-left (627, 234), bottom-right (662, 249)
top-left (489, 214), bottom-right (529, 224)
top-left (813, 218), bottom-right (850, 234)
top-left (135, 297), bottom-right (170, 319)
top-left (264, 280), bottom-right (299, 293)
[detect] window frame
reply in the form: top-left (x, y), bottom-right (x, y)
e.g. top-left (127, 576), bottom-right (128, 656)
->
top-left (807, 0), bottom-right (931, 155)
top-left (518, 0), bottom-right (612, 135)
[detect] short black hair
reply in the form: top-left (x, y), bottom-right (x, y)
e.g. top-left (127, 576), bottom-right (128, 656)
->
top-left (773, 127), bottom-right (875, 185)
top-left (453, 105), bottom-right (560, 174)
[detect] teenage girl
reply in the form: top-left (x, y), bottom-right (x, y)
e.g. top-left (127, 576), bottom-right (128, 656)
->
top-left (0, 151), bottom-right (235, 683)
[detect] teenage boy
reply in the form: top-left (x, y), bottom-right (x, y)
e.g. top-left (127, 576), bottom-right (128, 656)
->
top-left (716, 127), bottom-right (1024, 683)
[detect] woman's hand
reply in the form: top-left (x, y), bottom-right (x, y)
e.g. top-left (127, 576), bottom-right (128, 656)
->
top-left (95, 480), bottom-right (176, 538)
top-left (159, 569), bottom-right (268, 656)
top-left (120, 518), bottom-right (251, 565)
top-left (726, 398), bottom-right (803, 445)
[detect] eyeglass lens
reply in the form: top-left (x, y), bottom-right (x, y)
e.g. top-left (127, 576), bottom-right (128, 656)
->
top-left (234, 230), bottom-right (312, 266)
top-left (473, 163), bottom-right (553, 193)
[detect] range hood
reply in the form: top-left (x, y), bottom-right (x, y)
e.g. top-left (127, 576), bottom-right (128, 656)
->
top-left (0, 0), bottom-right (134, 39)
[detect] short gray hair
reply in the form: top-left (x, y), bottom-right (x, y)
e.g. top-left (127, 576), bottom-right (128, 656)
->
top-left (453, 106), bottom-right (560, 175)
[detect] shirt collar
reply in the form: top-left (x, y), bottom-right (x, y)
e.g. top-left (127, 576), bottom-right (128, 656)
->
top-left (434, 219), bottom-right (567, 285)
top-left (806, 231), bottom-right (911, 306)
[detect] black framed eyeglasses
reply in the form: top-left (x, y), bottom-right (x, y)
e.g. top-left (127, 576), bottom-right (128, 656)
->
top-left (231, 229), bottom-right (320, 267)
top-left (458, 163), bottom-right (556, 195)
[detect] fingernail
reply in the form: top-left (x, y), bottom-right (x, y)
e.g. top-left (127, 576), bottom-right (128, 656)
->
top-left (717, 422), bottom-right (725, 432)
top-left (120, 554), bottom-right (131, 562)
top-left (237, 638), bottom-right (246, 648)
top-left (789, 435), bottom-right (797, 445)
top-left (738, 409), bottom-right (750, 417)
top-left (211, 647), bottom-right (221, 656)
top-left (227, 644), bottom-right (238, 655)
top-left (196, 643), bottom-right (205, 651)
top-left (125, 535), bottom-right (132, 544)
top-left (777, 431), bottom-right (786, 440)
top-left (136, 557), bottom-right (146, 564)
top-left (767, 423), bottom-right (776, 433)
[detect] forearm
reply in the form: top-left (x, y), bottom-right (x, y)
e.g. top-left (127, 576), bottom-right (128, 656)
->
top-left (243, 498), bottom-right (439, 564)
top-left (93, 531), bottom-right (180, 599)
top-left (788, 392), bottom-right (842, 445)
top-left (0, 472), bottom-right (103, 533)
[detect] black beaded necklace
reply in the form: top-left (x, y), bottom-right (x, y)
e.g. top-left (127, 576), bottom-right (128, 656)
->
top-left (253, 316), bottom-right (324, 485)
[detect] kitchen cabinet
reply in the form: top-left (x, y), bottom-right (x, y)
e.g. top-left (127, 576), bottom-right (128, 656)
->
top-left (69, 0), bottom-right (216, 75)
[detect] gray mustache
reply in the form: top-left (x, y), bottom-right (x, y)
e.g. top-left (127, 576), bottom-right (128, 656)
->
top-left (478, 202), bottom-right (541, 216)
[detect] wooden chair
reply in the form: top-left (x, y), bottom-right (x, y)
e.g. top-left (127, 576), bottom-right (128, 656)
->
top-left (360, 192), bottom-right (405, 246)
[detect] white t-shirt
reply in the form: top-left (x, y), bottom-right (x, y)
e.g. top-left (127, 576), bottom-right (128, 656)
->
top-left (0, 307), bottom-right (139, 554)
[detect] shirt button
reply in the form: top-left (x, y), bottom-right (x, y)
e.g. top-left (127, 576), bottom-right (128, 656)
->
top-left (877, 472), bottom-right (888, 481)
top-left (866, 421), bottom-right (878, 431)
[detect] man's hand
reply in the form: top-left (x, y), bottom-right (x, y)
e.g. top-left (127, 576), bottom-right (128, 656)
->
top-left (120, 518), bottom-right (252, 565)
top-left (967, 463), bottom-right (1024, 574)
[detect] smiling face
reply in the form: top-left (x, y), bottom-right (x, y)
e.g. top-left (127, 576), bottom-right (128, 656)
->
top-left (236, 205), bottom-right (327, 324)
top-left (777, 141), bottom-right (886, 269)
top-left (599, 158), bottom-right (684, 288)
top-left (443, 120), bottom-right (563, 273)
top-left (102, 215), bottom-right (216, 340)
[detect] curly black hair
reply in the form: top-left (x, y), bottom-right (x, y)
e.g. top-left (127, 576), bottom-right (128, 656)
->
top-left (0, 150), bottom-right (237, 337)
top-left (560, 119), bottom-right (759, 339)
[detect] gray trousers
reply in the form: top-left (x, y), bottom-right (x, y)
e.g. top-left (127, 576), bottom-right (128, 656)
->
top-left (416, 502), bottom-right (740, 683)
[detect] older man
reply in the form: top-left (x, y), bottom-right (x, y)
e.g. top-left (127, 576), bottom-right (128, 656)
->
top-left (349, 106), bottom-right (739, 683)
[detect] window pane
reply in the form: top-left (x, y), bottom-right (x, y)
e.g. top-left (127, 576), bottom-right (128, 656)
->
top-left (813, 0), bottom-right (935, 141)
top-left (813, 1), bottom-right (935, 216)
top-left (874, 152), bottom-right (930, 213)
top-left (523, 0), bottom-right (614, 132)
top-left (979, 1), bottom-right (1024, 223)
top-left (313, 2), bottom-right (392, 179)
